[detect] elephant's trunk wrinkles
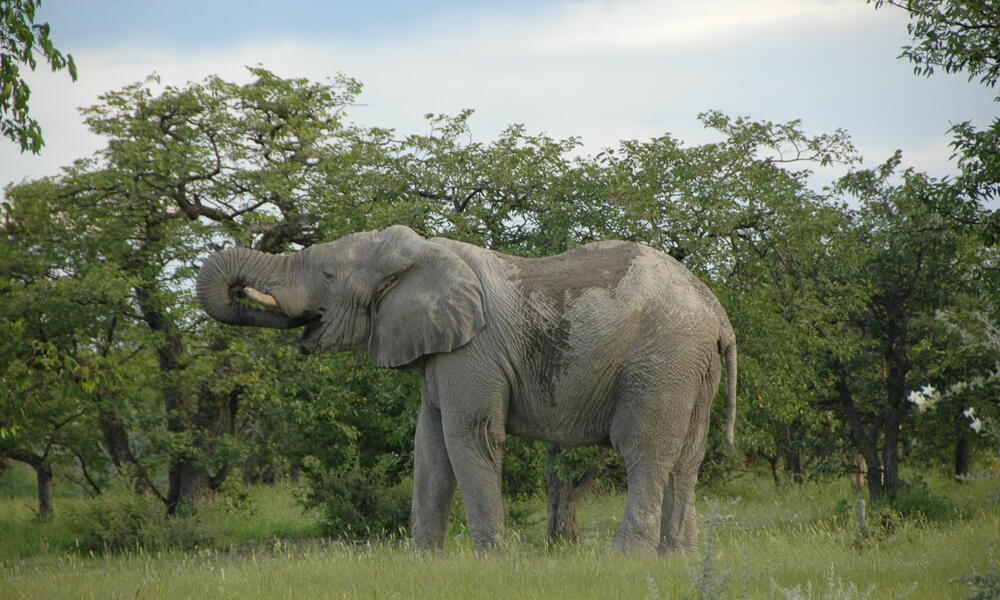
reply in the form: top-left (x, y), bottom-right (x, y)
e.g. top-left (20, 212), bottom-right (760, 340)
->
top-left (196, 247), bottom-right (310, 329)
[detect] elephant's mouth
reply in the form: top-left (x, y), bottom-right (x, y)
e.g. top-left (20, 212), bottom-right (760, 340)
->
top-left (298, 313), bottom-right (327, 355)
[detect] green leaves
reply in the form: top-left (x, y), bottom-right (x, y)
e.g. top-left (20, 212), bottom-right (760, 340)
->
top-left (872, 0), bottom-right (1000, 243)
top-left (1, 0), bottom-right (77, 153)
top-left (873, 0), bottom-right (1000, 89)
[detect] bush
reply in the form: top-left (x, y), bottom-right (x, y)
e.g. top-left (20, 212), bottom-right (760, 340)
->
top-left (501, 437), bottom-right (546, 499)
top-left (888, 476), bottom-right (956, 522)
top-left (956, 545), bottom-right (1000, 600)
top-left (63, 483), bottom-right (215, 553)
top-left (299, 449), bottom-right (411, 540)
top-left (215, 474), bottom-right (259, 518)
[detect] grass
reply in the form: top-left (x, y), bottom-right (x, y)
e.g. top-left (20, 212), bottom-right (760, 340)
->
top-left (1, 465), bottom-right (998, 599)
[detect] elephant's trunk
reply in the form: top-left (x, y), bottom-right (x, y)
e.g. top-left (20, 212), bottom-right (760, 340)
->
top-left (196, 247), bottom-right (311, 329)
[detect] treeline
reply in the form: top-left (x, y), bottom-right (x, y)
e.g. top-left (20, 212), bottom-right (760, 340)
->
top-left (1, 1), bottom-right (998, 541)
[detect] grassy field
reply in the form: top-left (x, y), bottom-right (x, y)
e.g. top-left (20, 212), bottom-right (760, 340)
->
top-left (1, 466), bottom-right (997, 599)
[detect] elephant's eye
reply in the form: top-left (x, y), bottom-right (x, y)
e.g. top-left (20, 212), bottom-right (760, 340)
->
top-left (322, 269), bottom-right (336, 282)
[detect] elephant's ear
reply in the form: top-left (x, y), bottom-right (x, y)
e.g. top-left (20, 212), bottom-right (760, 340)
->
top-left (367, 226), bottom-right (485, 368)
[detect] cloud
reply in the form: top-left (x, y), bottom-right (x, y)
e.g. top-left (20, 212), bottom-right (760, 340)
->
top-left (510, 0), bottom-right (859, 53)
top-left (1, 0), bottom-right (995, 191)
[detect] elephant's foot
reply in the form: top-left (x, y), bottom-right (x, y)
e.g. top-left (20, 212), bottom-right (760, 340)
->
top-left (410, 534), bottom-right (447, 553)
top-left (656, 536), bottom-right (700, 555)
top-left (612, 524), bottom-right (661, 554)
top-left (468, 527), bottom-right (506, 554)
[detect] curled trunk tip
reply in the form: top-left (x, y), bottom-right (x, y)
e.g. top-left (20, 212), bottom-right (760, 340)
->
top-left (196, 247), bottom-right (308, 329)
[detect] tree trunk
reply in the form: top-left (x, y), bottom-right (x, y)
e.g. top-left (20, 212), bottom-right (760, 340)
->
top-left (761, 452), bottom-right (781, 487)
top-left (837, 368), bottom-right (885, 499)
top-left (6, 452), bottom-right (56, 518)
top-left (881, 333), bottom-right (909, 499)
top-left (778, 424), bottom-right (806, 485)
top-left (98, 406), bottom-right (164, 500)
top-left (881, 414), bottom-right (900, 499)
top-left (848, 449), bottom-right (868, 495)
top-left (164, 386), bottom-right (223, 515)
top-left (34, 461), bottom-right (54, 518)
top-left (168, 458), bottom-right (214, 515)
top-left (864, 451), bottom-right (885, 500)
top-left (546, 444), bottom-right (603, 544)
top-left (165, 386), bottom-right (240, 515)
top-left (954, 414), bottom-right (970, 480)
top-left (782, 447), bottom-right (804, 485)
top-left (134, 282), bottom-right (235, 516)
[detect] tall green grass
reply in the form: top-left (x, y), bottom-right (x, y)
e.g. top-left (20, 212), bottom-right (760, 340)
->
top-left (1, 466), bottom-right (998, 599)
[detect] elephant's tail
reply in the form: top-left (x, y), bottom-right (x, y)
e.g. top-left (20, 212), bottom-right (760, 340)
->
top-left (722, 339), bottom-right (737, 447)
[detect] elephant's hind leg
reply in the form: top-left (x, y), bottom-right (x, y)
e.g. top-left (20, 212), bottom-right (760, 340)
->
top-left (610, 375), bottom-right (697, 552)
top-left (411, 403), bottom-right (457, 551)
top-left (659, 357), bottom-right (720, 553)
top-left (613, 459), bottom-right (672, 552)
top-left (659, 464), bottom-right (700, 553)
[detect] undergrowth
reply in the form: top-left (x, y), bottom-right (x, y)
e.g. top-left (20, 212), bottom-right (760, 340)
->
top-left (0, 466), bottom-right (997, 598)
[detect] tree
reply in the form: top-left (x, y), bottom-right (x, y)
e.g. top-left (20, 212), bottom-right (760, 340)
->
top-left (872, 0), bottom-right (1000, 238)
top-left (0, 0), bottom-right (77, 152)
top-left (906, 305), bottom-right (1000, 479)
top-left (824, 154), bottom-right (979, 499)
top-left (2, 68), bottom-right (373, 514)
top-left (870, 0), bottom-right (1000, 488)
top-left (0, 330), bottom-right (102, 517)
top-left (872, 0), bottom-right (1000, 87)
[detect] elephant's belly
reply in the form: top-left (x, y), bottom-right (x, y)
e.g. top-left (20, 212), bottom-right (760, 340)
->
top-left (501, 305), bottom-right (636, 445)
top-left (505, 382), bottom-right (616, 446)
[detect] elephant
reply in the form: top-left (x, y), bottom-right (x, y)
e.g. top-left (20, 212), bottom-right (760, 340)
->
top-left (196, 225), bottom-right (737, 553)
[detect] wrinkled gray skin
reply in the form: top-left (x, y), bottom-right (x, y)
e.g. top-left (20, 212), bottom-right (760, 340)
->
top-left (197, 225), bottom-right (736, 553)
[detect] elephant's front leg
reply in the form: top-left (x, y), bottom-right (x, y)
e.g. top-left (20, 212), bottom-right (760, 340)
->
top-left (411, 403), bottom-right (457, 551)
top-left (441, 406), bottom-right (506, 551)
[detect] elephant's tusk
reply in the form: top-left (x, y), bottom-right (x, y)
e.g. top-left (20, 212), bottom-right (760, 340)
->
top-left (244, 287), bottom-right (279, 308)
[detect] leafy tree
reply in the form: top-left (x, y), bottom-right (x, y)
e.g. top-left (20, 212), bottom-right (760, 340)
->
top-left (871, 0), bottom-right (1000, 488)
top-left (872, 0), bottom-right (1000, 238)
top-left (824, 154), bottom-right (980, 499)
top-left (0, 0), bottom-right (77, 152)
top-left (906, 305), bottom-right (1000, 478)
top-left (0, 328), bottom-right (102, 516)
top-left (1, 195), bottom-right (135, 513)
top-left (2, 68), bottom-right (373, 515)
top-left (871, 0), bottom-right (1000, 87)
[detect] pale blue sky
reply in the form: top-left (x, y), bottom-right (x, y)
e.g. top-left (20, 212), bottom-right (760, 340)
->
top-left (40, 0), bottom-right (551, 46)
top-left (3, 0), bottom-right (996, 190)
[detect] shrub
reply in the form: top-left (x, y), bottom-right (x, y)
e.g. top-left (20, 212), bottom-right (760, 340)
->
top-left (957, 546), bottom-right (1000, 600)
top-left (888, 476), bottom-right (956, 522)
top-left (299, 449), bottom-right (411, 540)
top-left (63, 482), bottom-right (215, 553)
top-left (215, 474), bottom-right (259, 517)
top-left (680, 509), bottom-right (744, 600)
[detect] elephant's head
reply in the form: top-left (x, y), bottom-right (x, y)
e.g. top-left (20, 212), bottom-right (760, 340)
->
top-left (196, 225), bottom-right (486, 367)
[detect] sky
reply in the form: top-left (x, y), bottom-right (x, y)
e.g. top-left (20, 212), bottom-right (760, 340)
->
top-left (2, 0), bottom-right (997, 192)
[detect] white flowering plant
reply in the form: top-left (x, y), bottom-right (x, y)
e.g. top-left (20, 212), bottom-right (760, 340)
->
top-left (907, 385), bottom-right (990, 433)
top-left (963, 407), bottom-right (985, 434)
top-left (906, 310), bottom-right (1000, 476)
top-left (907, 384), bottom-right (942, 414)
